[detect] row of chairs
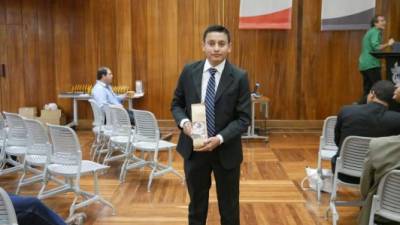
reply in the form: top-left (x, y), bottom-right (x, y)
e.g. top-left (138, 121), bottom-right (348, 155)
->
top-left (317, 116), bottom-right (400, 225)
top-left (0, 112), bottom-right (114, 217)
top-left (0, 101), bottom-right (184, 217)
top-left (87, 100), bottom-right (183, 192)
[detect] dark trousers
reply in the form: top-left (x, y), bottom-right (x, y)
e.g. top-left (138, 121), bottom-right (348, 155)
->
top-left (9, 194), bottom-right (66, 225)
top-left (184, 151), bottom-right (240, 225)
top-left (126, 109), bottom-right (135, 126)
top-left (105, 108), bottom-right (135, 125)
top-left (359, 67), bottom-right (382, 104)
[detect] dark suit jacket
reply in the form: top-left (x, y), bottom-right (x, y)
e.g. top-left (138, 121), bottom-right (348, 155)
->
top-left (334, 102), bottom-right (400, 151)
top-left (171, 60), bottom-right (251, 169)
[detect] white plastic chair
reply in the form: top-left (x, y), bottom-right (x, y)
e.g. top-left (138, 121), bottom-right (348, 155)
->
top-left (317, 116), bottom-right (338, 201)
top-left (103, 105), bottom-right (134, 165)
top-left (88, 99), bottom-right (110, 161)
top-left (328, 136), bottom-right (371, 225)
top-left (0, 187), bottom-right (18, 225)
top-left (369, 170), bottom-right (400, 225)
top-left (1, 112), bottom-right (28, 176)
top-left (120, 109), bottom-right (183, 192)
top-left (38, 124), bottom-right (115, 217)
top-left (15, 118), bottom-right (53, 194)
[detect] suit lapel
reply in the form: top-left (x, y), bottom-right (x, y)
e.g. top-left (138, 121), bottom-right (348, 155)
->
top-left (215, 61), bottom-right (233, 103)
top-left (191, 61), bottom-right (205, 102)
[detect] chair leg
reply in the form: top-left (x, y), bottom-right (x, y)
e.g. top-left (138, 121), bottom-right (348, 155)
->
top-left (69, 193), bottom-right (80, 217)
top-left (15, 163), bottom-right (27, 194)
top-left (119, 154), bottom-right (129, 183)
top-left (316, 151), bottom-right (322, 202)
top-left (89, 134), bottom-right (97, 160)
top-left (103, 140), bottom-right (114, 165)
top-left (147, 166), bottom-right (157, 192)
top-left (38, 172), bottom-right (49, 199)
top-left (329, 175), bottom-right (339, 224)
top-left (368, 196), bottom-right (378, 225)
top-left (93, 172), bottom-right (116, 215)
top-left (167, 148), bottom-right (184, 183)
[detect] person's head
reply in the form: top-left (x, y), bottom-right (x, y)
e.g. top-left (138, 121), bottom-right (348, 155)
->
top-left (370, 15), bottom-right (386, 30)
top-left (97, 67), bottom-right (113, 85)
top-left (367, 80), bottom-right (395, 106)
top-left (202, 25), bottom-right (231, 67)
top-left (393, 85), bottom-right (400, 102)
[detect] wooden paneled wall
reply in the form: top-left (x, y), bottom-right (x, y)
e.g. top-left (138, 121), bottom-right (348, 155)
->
top-left (0, 0), bottom-right (399, 121)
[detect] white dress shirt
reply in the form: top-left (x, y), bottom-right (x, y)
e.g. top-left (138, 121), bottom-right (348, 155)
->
top-left (91, 81), bottom-right (124, 109)
top-left (180, 59), bottom-right (226, 143)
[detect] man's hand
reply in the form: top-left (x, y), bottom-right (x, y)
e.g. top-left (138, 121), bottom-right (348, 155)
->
top-left (183, 121), bottom-right (192, 137)
top-left (194, 137), bottom-right (221, 152)
top-left (388, 38), bottom-right (395, 46)
top-left (120, 93), bottom-right (127, 100)
top-left (393, 86), bottom-right (400, 102)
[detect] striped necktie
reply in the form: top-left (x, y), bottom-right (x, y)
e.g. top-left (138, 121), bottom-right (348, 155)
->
top-left (205, 68), bottom-right (217, 137)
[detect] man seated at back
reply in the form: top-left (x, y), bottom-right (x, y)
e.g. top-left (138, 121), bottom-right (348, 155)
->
top-left (91, 66), bottom-right (133, 122)
top-left (92, 66), bottom-right (172, 141)
top-left (332, 80), bottom-right (400, 183)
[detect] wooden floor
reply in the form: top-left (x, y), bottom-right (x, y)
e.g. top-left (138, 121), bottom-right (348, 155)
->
top-left (0, 131), bottom-right (361, 225)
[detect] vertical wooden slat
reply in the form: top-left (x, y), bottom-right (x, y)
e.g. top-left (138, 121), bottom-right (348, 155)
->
top-left (97, 0), bottom-right (116, 82)
top-left (37, 0), bottom-right (55, 108)
top-left (53, 0), bottom-right (72, 116)
top-left (0, 0), bottom-right (6, 25)
top-left (131, 0), bottom-right (148, 111)
top-left (193, 0), bottom-right (210, 60)
top-left (5, 25), bottom-right (25, 112)
top-left (21, 0), bottom-right (39, 107)
top-left (83, 0), bottom-right (98, 84)
top-left (146, 0), bottom-right (162, 116)
top-left (0, 24), bottom-right (6, 111)
top-left (115, 0), bottom-right (133, 90)
top-left (0, 1), bottom-right (5, 111)
top-left (5, 0), bottom-right (22, 25)
top-left (177, 0), bottom-right (194, 67)
top-left (159, 0), bottom-right (178, 118)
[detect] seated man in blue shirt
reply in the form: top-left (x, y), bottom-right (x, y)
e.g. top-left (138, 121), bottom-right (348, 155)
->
top-left (92, 67), bottom-right (172, 141)
top-left (92, 67), bottom-right (134, 124)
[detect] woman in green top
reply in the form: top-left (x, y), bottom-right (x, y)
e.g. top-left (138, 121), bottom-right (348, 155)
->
top-left (358, 15), bottom-right (395, 103)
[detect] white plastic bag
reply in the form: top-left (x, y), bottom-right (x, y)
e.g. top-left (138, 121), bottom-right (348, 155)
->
top-left (301, 167), bottom-right (332, 193)
top-left (44, 103), bottom-right (58, 111)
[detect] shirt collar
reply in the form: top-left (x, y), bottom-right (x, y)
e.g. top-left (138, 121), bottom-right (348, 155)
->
top-left (203, 59), bottom-right (226, 75)
top-left (97, 80), bottom-right (108, 87)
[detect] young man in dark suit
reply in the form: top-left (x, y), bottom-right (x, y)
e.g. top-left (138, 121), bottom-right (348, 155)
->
top-left (171, 25), bottom-right (251, 225)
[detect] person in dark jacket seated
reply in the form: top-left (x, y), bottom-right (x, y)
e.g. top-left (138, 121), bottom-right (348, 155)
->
top-left (332, 80), bottom-right (400, 184)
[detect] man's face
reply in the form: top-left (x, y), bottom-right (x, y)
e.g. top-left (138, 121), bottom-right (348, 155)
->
top-left (393, 86), bottom-right (400, 102)
top-left (103, 69), bottom-right (113, 85)
top-left (375, 16), bottom-right (386, 30)
top-left (202, 32), bottom-right (231, 66)
top-left (367, 91), bottom-right (374, 103)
